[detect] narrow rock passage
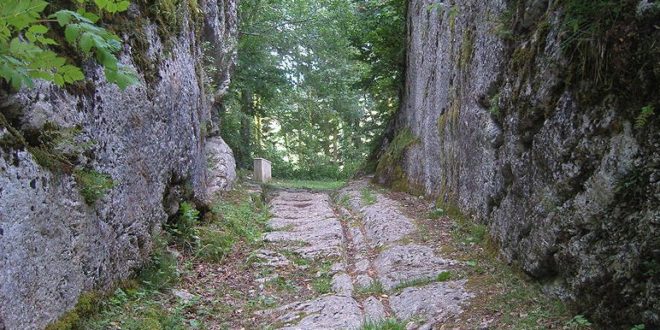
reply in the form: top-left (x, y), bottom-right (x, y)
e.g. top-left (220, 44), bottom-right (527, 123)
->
top-left (254, 180), bottom-right (473, 329)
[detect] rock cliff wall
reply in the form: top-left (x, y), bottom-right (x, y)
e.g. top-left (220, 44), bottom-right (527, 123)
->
top-left (0, 1), bottom-right (237, 328)
top-left (378, 0), bottom-right (659, 326)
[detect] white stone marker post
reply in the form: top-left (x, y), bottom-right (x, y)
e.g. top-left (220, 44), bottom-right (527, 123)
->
top-left (254, 158), bottom-right (272, 183)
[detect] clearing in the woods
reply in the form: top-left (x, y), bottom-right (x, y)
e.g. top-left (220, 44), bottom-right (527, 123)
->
top-left (57, 178), bottom-right (584, 330)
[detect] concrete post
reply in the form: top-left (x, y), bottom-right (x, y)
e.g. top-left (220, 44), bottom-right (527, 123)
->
top-left (254, 158), bottom-right (272, 183)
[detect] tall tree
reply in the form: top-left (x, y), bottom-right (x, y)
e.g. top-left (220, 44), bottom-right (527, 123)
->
top-left (223, 0), bottom-right (406, 179)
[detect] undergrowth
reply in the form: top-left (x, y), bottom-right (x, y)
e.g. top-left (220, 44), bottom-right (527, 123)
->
top-left (46, 184), bottom-right (269, 329)
top-left (423, 201), bottom-right (577, 329)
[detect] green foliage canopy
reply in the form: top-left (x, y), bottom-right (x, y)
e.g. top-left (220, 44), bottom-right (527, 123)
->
top-left (222, 0), bottom-right (406, 179)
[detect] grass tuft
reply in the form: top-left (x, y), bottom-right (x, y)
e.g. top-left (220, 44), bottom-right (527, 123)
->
top-left (73, 169), bottom-right (114, 204)
top-left (360, 318), bottom-right (407, 330)
top-left (356, 280), bottom-right (385, 296)
top-left (360, 187), bottom-right (377, 205)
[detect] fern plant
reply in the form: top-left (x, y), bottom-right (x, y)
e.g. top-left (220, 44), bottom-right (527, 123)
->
top-left (635, 105), bottom-right (655, 129)
top-left (0, 0), bottom-right (138, 90)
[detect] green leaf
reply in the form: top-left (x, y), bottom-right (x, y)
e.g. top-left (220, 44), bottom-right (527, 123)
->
top-left (93, 0), bottom-right (131, 14)
top-left (50, 10), bottom-right (73, 26)
top-left (79, 32), bottom-right (96, 53)
top-left (105, 64), bottom-right (139, 90)
top-left (61, 64), bottom-right (85, 83)
top-left (50, 10), bottom-right (93, 26)
top-left (4, 0), bottom-right (48, 30)
top-left (53, 73), bottom-right (65, 86)
top-left (27, 24), bottom-right (48, 34)
top-left (64, 24), bottom-right (82, 44)
top-left (26, 24), bottom-right (49, 42)
top-left (77, 9), bottom-right (100, 23)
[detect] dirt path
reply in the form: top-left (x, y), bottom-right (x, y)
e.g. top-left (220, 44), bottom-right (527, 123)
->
top-left (248, 180), bottom-right (472, 329)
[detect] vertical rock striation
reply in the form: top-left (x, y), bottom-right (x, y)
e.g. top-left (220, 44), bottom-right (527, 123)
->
top-left (378, 0), bottom-right (659, 326)
top-left (0, 1), bottom-right (237, 328)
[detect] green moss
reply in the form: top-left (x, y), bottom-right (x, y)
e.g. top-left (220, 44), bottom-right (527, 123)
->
top-left (390, 166), bottom-right (410, 192)
top-left (635, 104), bottom-right (655, 129)
top-left (376, 129), bottom-right (418, 174)
top-left (105, 15), bottom-right (160, 87)
top-left (44, 291), bottom-right (102, 330)
top-left (108, 0), bottom-right (200, 88)
top-left (73, 291), bottom-right (101, 317)
top-left (23, 124), bottom-right (92, 173)
top-left (459, 28), bottom-right (475, 69)
top-left (28, 146), bottom-right (70, 173)
top-left (493, 5), bottom-right (517, 40)
top-left (448, 5), bottom-right (459, 33)
top-left (187, 0), bottom-right (203, 36)
top-left (375, 129), bottom-right (420, 192)
top-left (135, 0), bottom-right (181, 45)
top-left (45, 311), bottom-right (80, 330)
top-left (489, 93), bottom-right (501, 117)
top-left (73, 169), bottom-right (114, 204)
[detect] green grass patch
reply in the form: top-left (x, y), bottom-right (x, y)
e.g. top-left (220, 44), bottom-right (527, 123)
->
top-left (337, 193), bottom-right (351, 208)
top-left (311, 260), bottom-right (333, 294)
top-left (312, 274), bottom-right (332, 294)
top-left (266, 179), bottom-right (346, 191)
top-left (360, 187), bottom-right (377, 205)
top-left (427, 208), bottom-right (446, 219)
top-left (436, 271), bottom-right (451, 282)
top-left (194, 188), bottom-right (270, 262)
top-left (436, 201), bottom-right (487, 245)
top-left (265, 276), bottom-right (297, 293)
top-left (360, 318), bottom-right (407, 330)
top-left (245, 295), bottom-right (277, 312)
top-left (356, 280), bottom-right (385, 296)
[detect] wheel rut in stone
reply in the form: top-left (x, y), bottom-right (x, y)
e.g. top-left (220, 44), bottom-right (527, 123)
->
top-left (257, 181), bottom-right (472, 329)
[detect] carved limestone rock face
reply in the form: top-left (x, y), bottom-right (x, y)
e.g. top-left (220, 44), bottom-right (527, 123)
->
top-left (0, 1), bottom-right (238, 328)
top-left (205, 136), bottom-right (237, 199)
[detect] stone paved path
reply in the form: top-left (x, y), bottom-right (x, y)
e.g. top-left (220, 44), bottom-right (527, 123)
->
top-left (256, 180), bottom-right (473, 329)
